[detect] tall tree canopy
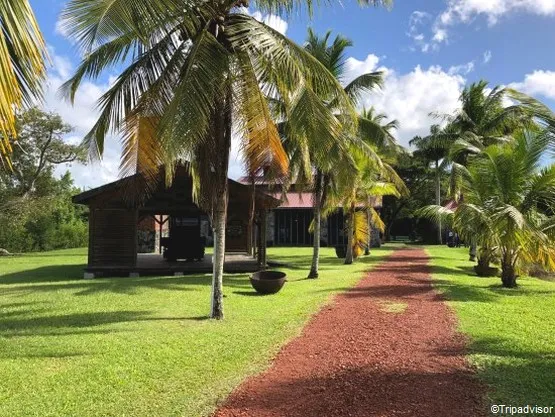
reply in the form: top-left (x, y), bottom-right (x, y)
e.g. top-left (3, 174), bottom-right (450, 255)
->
top-left (1, 108), bottom-right (85, 196)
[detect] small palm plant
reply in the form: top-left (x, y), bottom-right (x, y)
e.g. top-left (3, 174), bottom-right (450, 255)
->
top-left (420, 130), bottom-right (555, 287)
top-left (0, 0), bottom-right (47, 169)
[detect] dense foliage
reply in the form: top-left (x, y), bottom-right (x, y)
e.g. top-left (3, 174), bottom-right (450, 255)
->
top-left (0, 109), bottom-right (88, 252)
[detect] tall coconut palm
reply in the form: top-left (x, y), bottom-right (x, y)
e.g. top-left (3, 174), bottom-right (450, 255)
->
top-left (410, 124), bottom-right (454, 244)
top-left (295, 29), bottom-right (388, 278)
top-left (359, 106), bottom-right (402, 253)
top-left (420, 130), bottom-right (555, 288)
top-left (437, 81), bottom-right (543, 198)
top-left (359, 106), bottom-right (402, 157)
top-left (0, 0), bottom-right (47, 169)
top-left (60, 0), bottom-right (390, 319)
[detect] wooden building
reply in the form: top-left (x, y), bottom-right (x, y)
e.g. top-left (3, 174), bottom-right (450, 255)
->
top-left (73, 167), bottom-right (279, 278)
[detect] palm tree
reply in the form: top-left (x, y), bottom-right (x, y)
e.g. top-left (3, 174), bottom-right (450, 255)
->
top-left (359, 107), bottom-right (402, 157)
top-left (423, 81), bottom-right (548, 257)
top-left (0, 0), bottom-right (47, 169)
top-left (321, 143), bottom-right (406, 265)
top-left (359, 106), bottom-right (402, 254)
top-left (298, 29), bottom-right (387, 278)
top-left (421, 130), bottom-right (555, 287)
top-left (60, 0), bottom-right (390, 319)
top-left (410, 124), bottom-right (453, 244)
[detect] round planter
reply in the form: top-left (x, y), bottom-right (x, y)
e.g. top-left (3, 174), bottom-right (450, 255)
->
top-left (250, 271), bottom-right (287, 295)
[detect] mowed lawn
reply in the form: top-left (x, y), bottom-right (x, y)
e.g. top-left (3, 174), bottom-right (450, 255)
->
top-left (426, 246), bottom-right (555, 408)
top-left (0, 246), bottom-right (394, 417)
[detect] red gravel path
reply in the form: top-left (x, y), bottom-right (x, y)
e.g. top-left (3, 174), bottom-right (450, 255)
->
top-left (214, 248), bottom-right (486, 417)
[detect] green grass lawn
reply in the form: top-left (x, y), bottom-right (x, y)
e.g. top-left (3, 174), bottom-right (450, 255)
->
top-left (426, 246), bottom-right (555, 408)
top-left (0, 246), bottom-right (394, 417)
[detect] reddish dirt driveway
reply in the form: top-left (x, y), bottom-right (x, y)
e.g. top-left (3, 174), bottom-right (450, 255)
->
top-left (214, 248), bottom-right (486, 417)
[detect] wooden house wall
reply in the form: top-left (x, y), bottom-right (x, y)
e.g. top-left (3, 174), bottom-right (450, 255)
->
top-left (89, 207), bottom-right (138, 267)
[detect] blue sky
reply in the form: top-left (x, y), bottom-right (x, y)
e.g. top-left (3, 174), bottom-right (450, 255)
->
top-left (30, 0), bottom-right (555, 188)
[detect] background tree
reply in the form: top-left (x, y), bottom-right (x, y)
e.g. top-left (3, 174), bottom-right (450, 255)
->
top-left (0, 110), bottom-right (88, 253)
top-left (2, 108), bottom-right (86, 196)
top-left (380, 152), bottom-right (444, 242)
top-left (0, 0), bottom-right (47, 169)
top-left (410, 124), bottom-right (453, 244)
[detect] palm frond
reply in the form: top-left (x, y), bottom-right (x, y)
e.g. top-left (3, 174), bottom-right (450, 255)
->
top-left (0, 0), bottom-right (47, 169)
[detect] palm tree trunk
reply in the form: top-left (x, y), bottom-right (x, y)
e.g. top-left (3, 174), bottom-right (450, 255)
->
top-left (308, 173), bottom-right (322, 278)
top-left (469, 242), bottom-right (477, 262)
top-left (501, 250), bottom-right (517, 288)
top-left (210, 88), bottom-right (231, 320)
top-left (344, 206), bottom-right (354, 265)
top-left (435, 159), bottom-right (442, 244)
top-left (211, 204), bottom-right (226, 319)
top-left (365, 208), bottom-right (371, 255)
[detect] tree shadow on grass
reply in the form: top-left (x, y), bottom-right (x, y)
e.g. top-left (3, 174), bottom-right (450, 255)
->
top-left (433, 335), bottom-right (555, 405)
top-left (0, 264), bottom-right (87, 284)
top-left (216, 366), bottom-right (485, 417)
top-left (0, 265), bottom-right (253, 296)
top-left (0, 309), bottom-right (212, 339)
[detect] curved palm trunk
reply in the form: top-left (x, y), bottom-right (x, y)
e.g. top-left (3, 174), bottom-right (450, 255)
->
top-left (344, 205), bottom-right (355, 265)
top-left (210, 91), bottom-right (232, 320)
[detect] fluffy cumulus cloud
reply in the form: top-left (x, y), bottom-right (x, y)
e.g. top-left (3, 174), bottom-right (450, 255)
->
top-left (344, 55), bottom-right (465, 147)
top-left (511, 70), bottom-right (555, 99)
top-left (410, 0), bottom-right (555, 51)
top-left (43, 48), bottom-right (121, 189)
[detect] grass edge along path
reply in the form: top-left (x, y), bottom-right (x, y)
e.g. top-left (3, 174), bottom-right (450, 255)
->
top-left (0, 246), bottom-right (397, 417)
top-left (426, 245), bottom-right (555, 410)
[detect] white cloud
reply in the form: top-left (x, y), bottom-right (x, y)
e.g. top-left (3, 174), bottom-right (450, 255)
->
top-left (511, 70), bottom-right (555, 99)
top-left (407, 11), bottom-right (435, 53)
top-left (434, 0), bottom-right (555, 48)
top-left (448, 61), bottom-right (475, 75)
top-left (245, 9), bottom-right (288, 34)
top-left (344, 55), bottom-right (465, 147)
top-left (410, 1), bottom-right (555, 52)
top-left (483, 50), bottom-right (492, 64)
top-left (41, 49), bottom-right (121, 189)
top-left (344, 54), bottom-right (382, 82)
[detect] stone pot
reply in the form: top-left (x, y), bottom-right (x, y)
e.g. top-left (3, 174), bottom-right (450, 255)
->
top-left (250, 271), bottom-right (287, 295)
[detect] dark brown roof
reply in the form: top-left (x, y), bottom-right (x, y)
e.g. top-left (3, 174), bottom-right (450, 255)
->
top-left (73, 168), bottom-right (280, 209)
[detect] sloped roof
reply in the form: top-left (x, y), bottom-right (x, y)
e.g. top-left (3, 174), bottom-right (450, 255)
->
top-left (73, 167), bottom-right (280, 209)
